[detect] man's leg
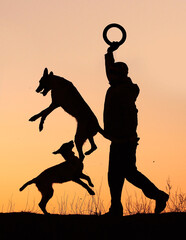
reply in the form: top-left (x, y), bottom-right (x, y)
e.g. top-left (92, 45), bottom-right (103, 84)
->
top-left (108, 168), bottom-right (124, 215)
top-left (125, 143), bottom-right (169, 213)
top-left (106, 143), bottom-right (125, 216)
top-left (126, 169), bottom-right (169, 213)
top-left (126, 169), bottom-right (160, 199)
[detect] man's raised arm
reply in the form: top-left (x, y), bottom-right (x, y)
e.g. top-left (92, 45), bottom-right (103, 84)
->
top-left (104, 42), bottom-right (120, 83)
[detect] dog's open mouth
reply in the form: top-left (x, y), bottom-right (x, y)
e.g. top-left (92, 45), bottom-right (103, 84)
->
top-left (40, 89), bottom-right (48, 96)
top-left (36, 86), bottom-right (49, 96)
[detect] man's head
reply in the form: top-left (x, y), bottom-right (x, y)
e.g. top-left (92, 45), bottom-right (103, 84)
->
top-left (109, 62), bottom-right (129, 86)
top-left (114, 62), bottom-right (128, 76)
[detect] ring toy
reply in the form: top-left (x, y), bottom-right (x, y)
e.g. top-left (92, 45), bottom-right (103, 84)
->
top-left (103, 23), bottom-right (127, 46)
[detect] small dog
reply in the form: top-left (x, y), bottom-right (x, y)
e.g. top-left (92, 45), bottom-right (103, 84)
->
top-left (19, 141), bottom-right (95, 214)
top-left (29, 68), bottom-right (101, 160)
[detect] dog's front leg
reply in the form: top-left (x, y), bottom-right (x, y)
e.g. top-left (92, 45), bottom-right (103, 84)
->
top-left (80, 173), bottom-right (94, 187)
top-left (29, 103), bottom-right (58, 131)
top-left (39, 103), bottom-right (58, 131)
top-left (29, 112), bottom-right (43, 122)
top-left (73, 178), bottom-right (95, 195)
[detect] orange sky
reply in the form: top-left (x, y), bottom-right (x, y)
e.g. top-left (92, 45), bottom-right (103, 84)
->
top-left (1, 0), bottom-right (186, 213)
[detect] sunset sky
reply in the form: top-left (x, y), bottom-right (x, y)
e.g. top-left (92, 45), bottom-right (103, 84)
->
top-left (1, 0), bottom-right (186, 213)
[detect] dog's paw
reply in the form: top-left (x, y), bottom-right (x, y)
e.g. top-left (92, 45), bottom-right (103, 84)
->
top-left (29, 115), bottom-right (38, 122)
top-left (89, 182), bottom-right (94, 187)
top-left (39, 123), bottom-right (44, 131)
top-left (85, 146), bottom-right (97, 155)
top-left (89, 189), bottom-right (95, 195)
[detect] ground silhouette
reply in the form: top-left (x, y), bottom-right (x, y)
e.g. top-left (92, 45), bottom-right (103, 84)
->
top-left (0, 212), bottom-right (185, 240)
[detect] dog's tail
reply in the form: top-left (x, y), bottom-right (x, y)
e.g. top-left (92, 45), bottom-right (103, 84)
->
top-left (97, 126), bottom-right (112, 141)
top-left (19, 178), bottom-right (36, 192)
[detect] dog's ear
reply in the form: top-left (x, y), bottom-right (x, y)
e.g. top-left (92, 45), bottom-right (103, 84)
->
top-left (49, 71), bottom-right (53, 76)
top-left (43, 68), bottom-right (48, 77)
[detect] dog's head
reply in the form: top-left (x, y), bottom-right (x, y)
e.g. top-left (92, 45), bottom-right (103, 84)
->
top-left (53, 141), bottom-right (75, 160)
top-left (36, 68), bottom-right (53, 96)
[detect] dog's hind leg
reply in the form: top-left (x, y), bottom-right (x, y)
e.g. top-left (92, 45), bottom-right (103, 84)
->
top-left (84, 137), bottom-right (97, 156)
top-left (37, 184), bottom-right (54, 215)
top-left (75, 138), bottom-right (85, 161)
top-left (75, 127), bottom-right (86, 161)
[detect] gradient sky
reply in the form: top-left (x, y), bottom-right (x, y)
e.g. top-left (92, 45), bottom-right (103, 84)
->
top-left (1, 0), bottom-right (186, 213)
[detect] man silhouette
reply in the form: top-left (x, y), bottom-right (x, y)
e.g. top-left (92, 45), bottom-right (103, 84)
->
top-left (103, 42), bottom-right (169, 216)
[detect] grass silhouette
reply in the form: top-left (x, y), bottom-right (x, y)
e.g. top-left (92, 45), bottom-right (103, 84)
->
top-left (4, 179), bottom-right (185, 215)
top-left (1, 181), bottom-right (185, 239)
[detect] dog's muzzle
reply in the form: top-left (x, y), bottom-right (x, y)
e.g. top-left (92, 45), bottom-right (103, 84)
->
top-left (36, 86), bottom-right (49, 96)
top-left (53, 149), bottom-right (61, 155)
